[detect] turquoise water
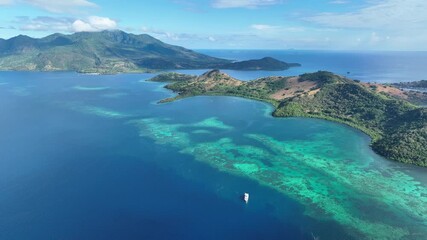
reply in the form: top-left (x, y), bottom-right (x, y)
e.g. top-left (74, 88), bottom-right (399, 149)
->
top-left (0, 51), bottom-right (427, 239)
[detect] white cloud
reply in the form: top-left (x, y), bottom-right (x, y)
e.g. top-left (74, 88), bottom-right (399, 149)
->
top-left (71, 20), bottom-right (95, 32)
top-left (142, 26), bottom-right (213, 42)
top-left (250, 24), bottom-right (305, 33)
top-left (72, 16), bottom-right (117, 32)
top-left (15, 16), bottom-right (117, 33)
top-left (141, 26), bottom-right (180, 40)
top-left (86, 16), bottom-right (117, 30)
top-left (18, 16), bottom-right (74, 31)
top-left (251, 24), bottom-right (279, 31)
top-left (140, 26), bottom-right (266, 48)
top-left (212, 0), bottom-right (280, 8)
top-left (306, 0), bottom-right (427, 30)
top-left (299, 0), bottom-right (427, 50)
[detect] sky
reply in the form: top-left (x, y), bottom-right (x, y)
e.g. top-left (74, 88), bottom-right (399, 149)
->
top-left (0, 0), bottom-right (426, 50)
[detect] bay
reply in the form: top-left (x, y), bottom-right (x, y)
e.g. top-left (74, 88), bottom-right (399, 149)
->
top-left (0, 50), bottom-right (426, 240)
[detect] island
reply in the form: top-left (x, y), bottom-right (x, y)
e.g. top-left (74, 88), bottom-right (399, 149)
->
top-left (392, 80), bottom-right (427, 89)
top-left (221, 57), bottom-right (301, 71)
top-left (0, 30), bottom-right (300, 73)
top-left (150, 70), bottom-right (427, 167)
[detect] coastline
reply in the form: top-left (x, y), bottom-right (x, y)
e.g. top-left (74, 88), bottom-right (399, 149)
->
top-left (158, 91), bottom-right (381, 149)
top-left (150, 71), bottom-right (427, 167)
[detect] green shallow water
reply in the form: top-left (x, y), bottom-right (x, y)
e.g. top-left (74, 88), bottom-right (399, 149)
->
top-left (129, 116), bottom-right (427, 239)
top-left (72, 85), bottom-right (110, 91)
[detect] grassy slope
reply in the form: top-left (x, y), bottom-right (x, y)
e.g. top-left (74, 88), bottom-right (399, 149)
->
top-left (151, 70), bottom-right (427, 167)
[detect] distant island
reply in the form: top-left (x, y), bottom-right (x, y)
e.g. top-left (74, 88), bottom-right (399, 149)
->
top-left (392, 80), bottom-right (427, 89)
top-left (222, 57), bottom-right (301, 71)
top-left (150, 70), bottom-right (427, 167)
top-left (0, 30), bottom-right (300, 73)
top-left (391, 80), bottom-right (427, 93)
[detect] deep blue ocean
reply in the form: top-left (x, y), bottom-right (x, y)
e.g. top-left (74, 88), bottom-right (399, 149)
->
top-left (0, 50), bottom-right (426, 240)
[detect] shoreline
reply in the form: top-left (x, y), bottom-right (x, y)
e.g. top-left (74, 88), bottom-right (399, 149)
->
top-left (149, 70), bottom-right (427, 167)
top-left (158, 91), bottom-right (382, 149)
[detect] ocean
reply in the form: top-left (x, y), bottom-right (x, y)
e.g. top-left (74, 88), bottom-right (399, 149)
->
top-left (199, 49), bottom-right (427, 83)
top-left (0, 50), bottom-right (426, 239)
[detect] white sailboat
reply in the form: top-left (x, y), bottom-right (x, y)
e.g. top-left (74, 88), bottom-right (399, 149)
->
top-left (243, 193), bottom-right (249, 203)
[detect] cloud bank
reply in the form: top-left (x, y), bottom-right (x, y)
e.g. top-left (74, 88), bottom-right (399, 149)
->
top-left (307, 0), bottom-right (427, 30)
top-left (17, 16), bottom-right (117, 32)
top-left (251, 24), bottom-right (279, 30)
top-left (72, 16), bottom-right (117, 32)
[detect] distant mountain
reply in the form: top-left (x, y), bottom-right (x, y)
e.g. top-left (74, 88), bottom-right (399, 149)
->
top-left (223, 57), bottom-right (301, 71)
top-left (0, 31), bottom-right (229, 73)
top-left (0, 31), bottom-right (300, 73)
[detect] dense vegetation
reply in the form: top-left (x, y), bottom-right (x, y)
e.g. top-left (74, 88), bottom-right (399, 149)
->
top-left (149, 72), bottom-right (196, 82)
top-left (151, 70), bottom-right (427, 167)
top-left (0, 31), bottom-right (299, 73)
top-left (0, 31), bottom-right (229, 73)
top-left (299, 71), bottom-right (342, 87)
top-left (373, 108), bottom-right (427, 166)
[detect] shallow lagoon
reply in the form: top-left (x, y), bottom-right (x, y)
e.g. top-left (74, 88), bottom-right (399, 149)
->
top-left (0, 70), bottom-right (426, 239)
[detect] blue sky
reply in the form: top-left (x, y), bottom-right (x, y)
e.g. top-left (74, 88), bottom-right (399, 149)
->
top-left (0, 0), bottom-right (426, 50)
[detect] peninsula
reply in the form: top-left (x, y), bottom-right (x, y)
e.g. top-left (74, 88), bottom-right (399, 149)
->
top-left (0, 30), bottom-right (299, 73)
top-left (150, 70), bottom-right (427, 167)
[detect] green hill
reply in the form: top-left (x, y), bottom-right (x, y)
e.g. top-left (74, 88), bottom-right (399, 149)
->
top-left (0, 31), bottom-right (229, 73)
top-left (0, 31), bottom-right (300, 73)
top-left (150, 70), bottom-right (427, 167)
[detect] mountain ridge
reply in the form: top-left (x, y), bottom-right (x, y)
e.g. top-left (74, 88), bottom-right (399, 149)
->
top-left (0, 30), bottom-right (300, 73)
